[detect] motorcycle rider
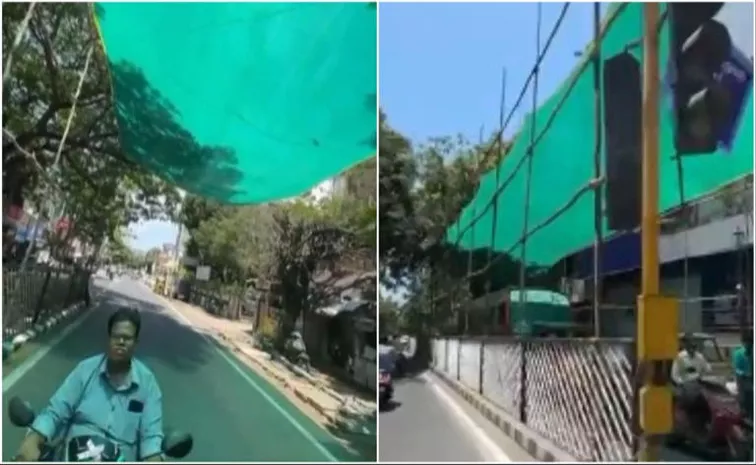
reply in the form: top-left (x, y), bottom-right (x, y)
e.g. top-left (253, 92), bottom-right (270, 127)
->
top-left (671, 333), bottom-right (713, 436)
top-left (733, 328), bottom-right (753, 421)
top-left (16, 306), bottom-right (164, 462)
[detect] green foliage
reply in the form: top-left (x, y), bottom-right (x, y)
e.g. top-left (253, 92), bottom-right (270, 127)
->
top-left (378, 297), bottom-right (402, 337)
top-left (378, 109), bottom-right (510, 286)
top-left (3, 3), bottom-right (180, 261)
top-left (182, 160), bottom-right (377, 338)
top-left (378, 110), bottom-right (519, 335)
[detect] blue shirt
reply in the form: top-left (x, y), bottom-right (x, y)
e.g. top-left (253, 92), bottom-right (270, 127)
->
top-left (733, 346), bottom-right (753, 379)
top-left (32, 354), bottom-right (163, 461)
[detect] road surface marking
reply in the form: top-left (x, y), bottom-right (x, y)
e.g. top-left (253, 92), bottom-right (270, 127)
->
top-left (147, 285), bottom-right (339, 462)
top-left (3, 280), bottom-right (112, 393)
top-left (422, 372), bottom-right (512, 463)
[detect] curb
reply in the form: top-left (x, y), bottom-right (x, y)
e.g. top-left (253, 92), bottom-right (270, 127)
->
top-left (431, 368), bottom-right (577, 462)
top-left (228, 339), bottom-right (340, 420)
top-left (221, 335), bottom-right (376, 437)
top-left (2, 302), bottom-right (88, 362)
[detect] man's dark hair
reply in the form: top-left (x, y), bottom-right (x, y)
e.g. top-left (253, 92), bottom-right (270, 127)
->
top-left (107, 306), bottom-right (141, 337)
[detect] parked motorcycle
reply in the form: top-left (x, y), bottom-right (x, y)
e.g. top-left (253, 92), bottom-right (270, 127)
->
top-left (7, 396), bottom-right (194, 462)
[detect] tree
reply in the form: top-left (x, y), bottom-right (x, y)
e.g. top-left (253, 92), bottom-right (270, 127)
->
top-left (378, 111), bottom-right (421, 283)
top-left (107, 230), bottom-right (138, 267)
top-left (3, 3), bottom-right (180, 264)
top-left (180, 195), bottom-right (226, 259)
top-left (145, 247), bottom-right (162, 265)
top-left (378, 110), bottom-right (521, 337)
top-left (192, 203), bottom-right (277, 284)
top-left (379, 110), bottom-right (507, 285)
top-left (378, 297), bottom-right (402, 338)
top-left (184, 160), bottom-right (377, 343)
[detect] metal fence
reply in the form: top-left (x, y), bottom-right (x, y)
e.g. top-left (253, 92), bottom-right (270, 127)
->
top-left (185, 284), bottom-right (245, 319)
top-left (432, 336), bottom-right (636, 462)
top-left (2, 264), bottom-right (90, 337)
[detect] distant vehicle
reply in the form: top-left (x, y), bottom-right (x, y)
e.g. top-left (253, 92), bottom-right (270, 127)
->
top-left (378, 345), bottom-right (395, 408)
top-left (172, 278), bottom-right (192, 302)
top-left (469, 288), bottom-right (582, 337)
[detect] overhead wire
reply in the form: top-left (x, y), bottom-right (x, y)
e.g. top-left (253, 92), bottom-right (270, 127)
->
top-left (448, 3), bottom-right (630, 246)
top-left (434, 3), bottom-right (605, 304)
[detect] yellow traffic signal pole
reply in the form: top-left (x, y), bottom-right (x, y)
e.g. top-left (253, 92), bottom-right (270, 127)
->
top-left (637, 3), bottom-right (679, 461)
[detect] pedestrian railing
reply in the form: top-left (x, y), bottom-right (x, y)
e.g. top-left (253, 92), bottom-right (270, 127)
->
top-left (2, 264), bottom-right (90, 337)
top-left (432, 336), bottom-right (636, 462)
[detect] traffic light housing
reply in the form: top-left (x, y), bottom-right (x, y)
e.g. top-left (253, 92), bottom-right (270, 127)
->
top-left (604, 52), bottom-right (642, 232)
top-left (669, 3), bottom-right (733, 155)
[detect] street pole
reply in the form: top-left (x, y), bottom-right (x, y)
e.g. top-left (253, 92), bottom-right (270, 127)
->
top-left (734, 228), bottom-right (746, 342)
top-left (591, 1), bottom-right (604, 337)
top-left (637, 3), bottom-right (678, 462)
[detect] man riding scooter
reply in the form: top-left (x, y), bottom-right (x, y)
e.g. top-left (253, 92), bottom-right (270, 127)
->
top-left (732, 328), bottom-right (753, 422)
top-left (671, 334), bottom-right (713, 437)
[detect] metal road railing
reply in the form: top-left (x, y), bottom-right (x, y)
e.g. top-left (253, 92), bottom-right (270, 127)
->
top-left (2, 264), bottom-right (90, 337)
top-left (433, 336), bottom-right (635, 462)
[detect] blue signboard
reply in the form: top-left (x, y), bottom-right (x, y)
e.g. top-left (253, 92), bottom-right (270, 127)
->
top-left (665, 43), bottom-right (754, 153)
top-left (715, 46), bottom-right (753, 152)
top-left (14, 220), bottom-right (46, 242)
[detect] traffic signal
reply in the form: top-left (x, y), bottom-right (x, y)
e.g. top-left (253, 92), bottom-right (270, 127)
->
top-left (669, 3), bottom-right (733, 155)
top-left (603, 52), bottom-right (642, 232)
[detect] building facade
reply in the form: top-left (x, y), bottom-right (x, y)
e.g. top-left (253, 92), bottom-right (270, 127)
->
top-left (566, 176), bottom-right (753, 336)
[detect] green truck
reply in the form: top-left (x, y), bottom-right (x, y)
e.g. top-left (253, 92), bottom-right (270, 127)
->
top-left (469, 287), bottom-right (587, 337)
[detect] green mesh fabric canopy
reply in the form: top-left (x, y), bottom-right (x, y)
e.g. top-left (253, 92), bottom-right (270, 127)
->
top-left (446, 3), bottom-right (754, 265)
top-left (94, 2), bottom-right (376, 204)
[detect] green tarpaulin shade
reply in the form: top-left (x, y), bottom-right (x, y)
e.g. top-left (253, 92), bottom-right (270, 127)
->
top-left (446, 2), bottom-right (754, 266)
top-left (94, 2), bottom-right (376, 204)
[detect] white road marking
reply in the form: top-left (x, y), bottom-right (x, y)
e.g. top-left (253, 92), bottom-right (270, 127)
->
top-left (144, 283), bottom-right (339, 462)
top-left (421, 372), bottom-right (512, 463)
top-left (3, 280), bottom-right (112, 393)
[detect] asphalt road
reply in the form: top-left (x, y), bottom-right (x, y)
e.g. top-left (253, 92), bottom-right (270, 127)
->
top-left (378, 372), bottom-right (702, 463)
top-left (2, 278), bottom-right (367, 462)
top-left (379, 372), bottom-right (535, 462)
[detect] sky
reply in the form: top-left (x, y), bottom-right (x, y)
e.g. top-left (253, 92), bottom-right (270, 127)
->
top-left (379, 2), bottom-right (607, 144)
top-left (129, 219), bottom-right (178, 251)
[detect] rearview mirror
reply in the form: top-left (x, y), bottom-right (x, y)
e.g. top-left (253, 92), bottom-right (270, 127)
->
top-left (8, 396), bottom-right (36, 427)
top-left (162, 430), bottom-right (193, 458)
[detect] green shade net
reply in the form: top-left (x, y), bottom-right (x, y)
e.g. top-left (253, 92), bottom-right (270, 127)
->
top-left (94, 2), bottom-right (376, 204)
top-left (446, 2), bottom-right (754, 265)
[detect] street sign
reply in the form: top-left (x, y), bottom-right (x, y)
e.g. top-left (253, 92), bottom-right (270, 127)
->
top-left (196, 266), bottom-right (211, 281)
top-left (665, 44), bottom-right (753, 153)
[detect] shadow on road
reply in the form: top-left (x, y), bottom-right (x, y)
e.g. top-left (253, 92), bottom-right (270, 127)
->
top-left (4, 281), bottom-right (378, 462)
top-left (379, 400), bottom-right (402, 413)
top-left (324, 409), bottom-right (377, 462)
top-left (248, 338), bottom-right (378, 461)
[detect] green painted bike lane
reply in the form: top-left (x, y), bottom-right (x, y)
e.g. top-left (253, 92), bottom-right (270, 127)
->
top-left (2, 280), bottom-right (368, 462)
